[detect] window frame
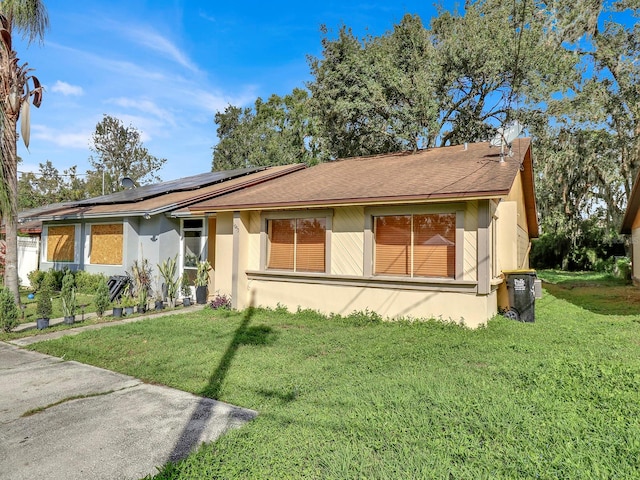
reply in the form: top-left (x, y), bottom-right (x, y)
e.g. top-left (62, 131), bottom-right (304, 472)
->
top-left (364, 205), bottom-right (464, 280)
top-left (181, 218), bottom-right (207, 279)
top-left (85, 222), bottom-right (124, 266)
top-left (42, 223), bottom-right (81, 264)
top-left (260, 210), bottom-right (333, 274)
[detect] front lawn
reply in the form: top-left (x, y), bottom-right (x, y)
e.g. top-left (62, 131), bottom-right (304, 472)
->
top-left (537, 269), bottom-right (640, 315)
top-left (29, 290), bottom-right (640, 478)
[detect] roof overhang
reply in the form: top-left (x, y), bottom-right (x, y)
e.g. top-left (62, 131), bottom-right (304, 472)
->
top-left (189, 191), bottom-right (511, 213)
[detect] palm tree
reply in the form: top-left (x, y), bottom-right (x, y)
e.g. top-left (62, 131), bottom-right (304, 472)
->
top-left (0, 0), bottom-right (48, 303)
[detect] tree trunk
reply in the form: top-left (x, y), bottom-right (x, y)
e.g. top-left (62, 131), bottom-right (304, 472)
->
top-left (2, 113), bottom-right (20, 305)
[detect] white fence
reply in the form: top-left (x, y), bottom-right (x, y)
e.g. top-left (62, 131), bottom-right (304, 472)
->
top-left (17, 236), bottom-right (40, 287)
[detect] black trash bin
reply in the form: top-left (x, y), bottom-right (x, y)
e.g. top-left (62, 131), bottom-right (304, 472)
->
top-left (504, 270), bottom-right (537, 322)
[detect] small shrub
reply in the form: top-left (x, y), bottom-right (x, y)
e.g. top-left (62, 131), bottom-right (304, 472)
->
top-left (75, 271), bottom-right (107, 294)
top-left (94, 279), bottom-right (111, 318)
top-left (36, 285), bottom-right (53, 319)
top-left (44, 269), bottom-right (64, 292)
top-left (0, 286), bottom-right (19, 332)
top-left (209, 293), bottom-right (232, 310)
top-left (60, 271), bottom-right (77, 317)
top-left (27, 270), bottom-right (45, 291)
top-left (614, 257), bottom-right (632, 282)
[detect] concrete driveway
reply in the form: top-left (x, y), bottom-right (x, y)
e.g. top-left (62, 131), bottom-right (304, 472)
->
top-left (0, 342), bottom-right (257, 479)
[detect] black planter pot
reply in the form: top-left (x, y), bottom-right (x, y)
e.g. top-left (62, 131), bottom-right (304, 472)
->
top-left (195, 286), bottom-right (207, 305)
top-left (137, 305), bottom-right (147, 314)
top-left (63, 315), bottom-right (75, 325)
top-left (113, 307), bottom-right (123, 318)
top-left (154, 300), bottom-right (164, 311)
top-left (183, 297), bottom-right (191, 307)
top-left (124, 306), bottom-right (135, 316)
top-left (36, 318), bottom-right (49, 330)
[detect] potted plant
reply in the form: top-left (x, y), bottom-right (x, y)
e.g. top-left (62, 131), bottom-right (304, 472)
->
top-left (137, 285), bottom-right (148, 313)
top-left (94, 278), bottom-right (111, 318)
top-left (36, 284), bottom-right (53, 330)
top-left (180, 272), bottom-right (192, 307)
top-left (60, 270), bottom-right (77, 324)
top-left (112, 295), bottom-right (123, 318)
top-left (121, 283), bottom-right (135, 315)
top-left (158, 256), bottom-right (179, 308)
top-left (151, 274), bottom-right (164, 310)
top-left (195, 260), bottom-right (211, 304)
top-left (130, 259), bottom-right (152, 313)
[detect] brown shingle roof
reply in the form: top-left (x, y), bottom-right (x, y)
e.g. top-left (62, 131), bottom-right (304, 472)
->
top-left (191, 139), bottom-right (533, 211)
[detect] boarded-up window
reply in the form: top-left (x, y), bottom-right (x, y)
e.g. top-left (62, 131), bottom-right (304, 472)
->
top-left (374, 214), bottom-right (455, 278)
top-left (47, 226), bottom-right (75, 262)
top-left (267, 218), bottom-right (326, 272)
top-left (90, 224), bottom-right (123, 265)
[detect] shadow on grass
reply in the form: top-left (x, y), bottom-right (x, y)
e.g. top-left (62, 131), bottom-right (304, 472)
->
top-left (542, 281), bottom-right (640, 316)
top-left (167, 291), bottom-right (276, 463)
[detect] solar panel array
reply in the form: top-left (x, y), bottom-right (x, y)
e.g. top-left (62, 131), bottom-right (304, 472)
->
top-left (71, 167), bottom-right (265, 206)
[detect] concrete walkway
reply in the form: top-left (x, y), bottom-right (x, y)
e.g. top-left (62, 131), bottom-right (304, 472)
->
top-left (0, 306), bottom-right (258, 479)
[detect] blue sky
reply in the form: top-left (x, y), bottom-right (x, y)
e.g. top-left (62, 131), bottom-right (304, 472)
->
top-left (14, 0), bottom-right (444, 182)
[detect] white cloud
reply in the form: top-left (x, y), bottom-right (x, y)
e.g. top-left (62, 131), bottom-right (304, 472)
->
top-left (32, 124), bottom-right (91, 149)
top-left (51, 80), bottom-right (84, 96)
top-left (108, 97), bottom-right (175, 124)
top-left (120, 25), bottom-right (199, 73)
top-left (199, 10), bottom-right (216, 23)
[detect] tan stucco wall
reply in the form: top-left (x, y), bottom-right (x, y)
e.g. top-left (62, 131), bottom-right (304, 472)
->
top-left (506, 171), bottom-right (529, 232)
top-left (496, 201), bottom-right (518, 272)
top-left (496, 170), bottom-right (532, 271)
top-left (331, 206), bottom-right (364, 276)
top-left (632, 228), bottom-right (640, 282)
top-left (214, 212), bottom-right (234, 298)
top-left (244, 279), bottom-right (495, 328)
top-left (247, 211), bottom-right (261, 271)
top-left (215, 203), bottom-right (500, 327)
top-left (464, 201), bottom-right (478, 281)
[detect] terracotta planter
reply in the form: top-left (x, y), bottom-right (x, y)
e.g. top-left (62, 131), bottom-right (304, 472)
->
top-left (36, 318), bottom-right (49, 330)
top-left (195, 286), bottom-right (207, 305)
top-left (113, 307), bottom-right (123, 318)
top-left (63, 315), bottom-right (75, 325)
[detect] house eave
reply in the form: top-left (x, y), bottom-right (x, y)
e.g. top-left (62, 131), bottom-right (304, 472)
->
top-left (189, 191), bottom-right (510, 214)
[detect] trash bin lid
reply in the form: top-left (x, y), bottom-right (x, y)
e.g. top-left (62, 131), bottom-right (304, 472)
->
top-left (502, 269), bottom-right (537, 275)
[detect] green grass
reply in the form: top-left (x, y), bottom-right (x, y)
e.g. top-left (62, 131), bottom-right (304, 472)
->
top-left (26, 287), bottom-right (640, 479)
top-left (537, 269), bottom-right (640, 315)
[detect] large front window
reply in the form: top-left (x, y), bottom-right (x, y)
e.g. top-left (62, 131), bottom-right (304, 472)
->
top-left (374, 213), bottom-right (455, 278)
top-left (267, 218), bottom-right (326, 272)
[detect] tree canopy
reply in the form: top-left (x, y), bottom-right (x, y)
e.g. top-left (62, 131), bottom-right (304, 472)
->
top-left (87, 114), bottom-right (166, 195)
top-left (211, 0), bottom-right (639, 270)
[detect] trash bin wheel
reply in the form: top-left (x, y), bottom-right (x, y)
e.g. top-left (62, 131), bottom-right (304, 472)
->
top-left (503, 308), bottom-right (520, 321)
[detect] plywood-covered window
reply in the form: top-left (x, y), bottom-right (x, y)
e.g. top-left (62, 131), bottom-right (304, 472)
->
top-left (374, 213), bottom-right (455, 278)
top-left (89, 224), bottom-right (123, 265)
top-left (46, 225), bottom-right (76, 262)
top-left (267, 218), bottom-right (326, 272)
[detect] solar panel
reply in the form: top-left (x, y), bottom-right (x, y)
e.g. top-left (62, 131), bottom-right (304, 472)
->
top-left (72, 167), bottom-right (265, 206)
